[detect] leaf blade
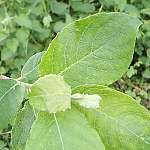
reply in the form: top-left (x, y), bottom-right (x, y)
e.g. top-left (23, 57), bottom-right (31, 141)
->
top-left (29, 74), bottom-right (71, 113)
top-left (73, 85), bottom-right (150, 150)
top-left (25, 107), bottom-right (105, 150)
top-left (0, 79), bottom-right (25, 129)
top-left (21, 52), bottom-right (44, 83)
top-left (12, 103), bottom-right (36, 150)
top-left (39, 12), bottom-right (141, 88)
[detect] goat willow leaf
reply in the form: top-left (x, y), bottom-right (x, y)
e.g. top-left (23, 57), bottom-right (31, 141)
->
top-left (21, 52), bottom-right (44, 83)
top-left (29, 74), bottom-right (71, 113)
top-left (0, 79), bottom-right (25, 129)
top-left (39, 12), bottom-right (141, 88)
top-left (25, 107), bottom-right (105, 150)
top-left (12, 103), bottom-right (36, 150)
top-left (73, 85), bottom-right (150, 150)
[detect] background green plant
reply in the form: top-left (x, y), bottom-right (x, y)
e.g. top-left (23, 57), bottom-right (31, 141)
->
top-left (0, 0), bottom-right (150, 149)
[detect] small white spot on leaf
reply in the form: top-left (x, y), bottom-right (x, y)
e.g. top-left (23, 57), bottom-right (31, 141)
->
top-left (72, 93), bottom-right (101, 109)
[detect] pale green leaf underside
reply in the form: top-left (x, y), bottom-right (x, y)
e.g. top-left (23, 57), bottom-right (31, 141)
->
top-left (29, 74), bottom-right (71, 113)
top-left (73, 85), bottom-right (150, 150)
top-left (25, 107), bottom-right (105, 150)
top-left (21, 52), bottom-right (44, 83)
top-left (39, 12), bottom-right (141, 88)
top-left (0, 79), bottom-right (25, 129)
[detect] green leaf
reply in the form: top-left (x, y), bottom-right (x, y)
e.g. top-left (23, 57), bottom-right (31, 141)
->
top-left (143, 67), bottom-right (150, 79)
top-left (69, 0), bottom-right (95, 13)
top-left (35, 29), bottom-right (51, 41)
top-left (12, 58), bottom-right (26, 71)
top-left (50, 0), bottom-right (68, 15)
top-left (31, 4), bottom-right (44, 16)
top-left (147, 48), bottom-right (150, 58)
top-left (53, 21), bottom-right (67, 33)
top-left (2, 148), bottom-right (9, 150)
top-left (53, 14), bottom-right (73, 33)
top-left (0, 67), bottom-right (7, 75)
top-left (146, 57), bottom-right (150, 67)
top-left (29, 74), bottom-right (71, 113)
top-left (73, 85), bottom-right (150, 150)
top-left (25, 107), bottom-right (105, 150)
top-left (0, 79), bottom-right (25, 129)
top-left (1, 38), bottom-right (19, 61)
top-left (15, 14), bottom-right (32, 29)
top-left (12, 103), bottom-right (36, 150)
top-left (99, 0), bottom-right (127, 11)
top-left (0, 32), bottom-right (8, 42)
top-left (142, 0), bottom-right (150, 8)
top-left (31, 19), bottom-right (43, 32)
top-left (142, 21), bottom-right (150, 32)
top-left (16, 28), bottom-right (29, 49)
top-left (124, 4), bottom-right (139, 17)
top-left (0, 140), bottom-right (6, 149)
top-left (126, 66), bottom-right (137, 78)
top-left (139, 56), bottom-right (150, 67)
top-left (39, 13), bottom-right (141, 88)
top-left (21, 52), bottom-right (44, 83)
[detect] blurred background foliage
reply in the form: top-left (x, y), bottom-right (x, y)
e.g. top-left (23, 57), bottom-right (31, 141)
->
top-left (0, 0), bottom-right (150, 149)
top-left (0, 0), bottom-right (149, 105)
